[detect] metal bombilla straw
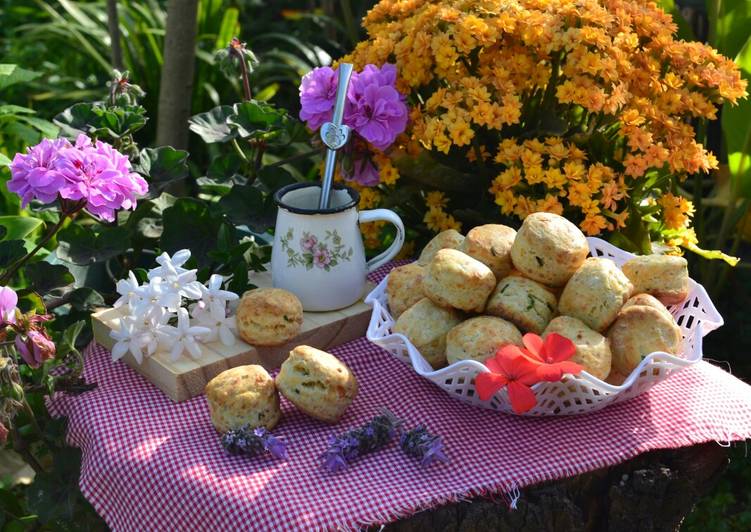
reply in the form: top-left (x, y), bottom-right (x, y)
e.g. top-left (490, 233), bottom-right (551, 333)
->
top-left (318, 63), bottom-right (354, 210)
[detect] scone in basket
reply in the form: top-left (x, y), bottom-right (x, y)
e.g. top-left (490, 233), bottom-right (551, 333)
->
top-left (365, 238), bottom-right (723, 416)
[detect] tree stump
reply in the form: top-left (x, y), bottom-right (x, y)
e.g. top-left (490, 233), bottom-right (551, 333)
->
top-left (386, 442), bottom-right (730, 532)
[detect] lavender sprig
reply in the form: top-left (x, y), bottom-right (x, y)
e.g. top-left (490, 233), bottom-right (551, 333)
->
top-left (321, 410), bottom-right (402, 472)
top-left (221, 426), bottom-right (288, 460)
top-left (400, 425), bottom-right (448, 467)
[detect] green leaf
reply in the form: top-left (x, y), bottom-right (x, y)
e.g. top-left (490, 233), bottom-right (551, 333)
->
top-left (68, 287), bottom-right (105, 311)
top-left (0, 240), bottom-right (26, 269)
top-left (257, 166), bottom-right (296, 193)
top-left (126, 193), bottom-right (177, 242)
top-left (228, 100), bottom-right (290, 145)
top-left (207, 152), bottom-right (243, 180)
top-left (217, 183), bottom-right (276, 232)
top-left (0, 216), bottom-right (43, 241)
top-left (713, 0), bottom-right (751, 58)
top-left (25, 262), bottom-right (74, 293)
top-left (0, 153), bottom-right (11, 166)
top-left (56, 225), bottom-right (130, 265)
top-left (161, 198), bottom-right (220, 268)
top-left (722, 36), bottom-right (751, 198)
top-left (0, 64), bottom-right (41, 90)
top-left (54, 102), bottom-right (147, 140)
top-left (188, 105), bottom-right (235, 143)
top-left (26, 447), bottom-right (82, 523)
top-left (134, 146), bottom-right (189, 191)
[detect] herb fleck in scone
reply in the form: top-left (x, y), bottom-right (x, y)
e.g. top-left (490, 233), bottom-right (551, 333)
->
top-left (510, 212), bottom-right (589, 287)
top-left (459, 224), bottom-right (516, 280)
top-left (543, 316), bottom-right (612, 380)
top-left (393, 297), bottom-right (463, 368)
top-left (423, 248), bottom-right (496, 312)
top-left (235, 288), bottom-right (303, 346)
top-left (205, 365), bottom-right (281, 432)
top-left (558, 257), bottom-right (633, 332)
top-left (485, 275), bottom-right (557, 333)
top-left (275, 345), bottom-right (358, 424)
top-left (386, 262), bottom-right (425, 318)
top-left (446, 316), bottom-right (522, 365)
top-left (417, 229), bottom-right (465, 265)
top-left (621, 255), bottom-right (689, 305)
top-left (608, 306), bottom-right (682, 374)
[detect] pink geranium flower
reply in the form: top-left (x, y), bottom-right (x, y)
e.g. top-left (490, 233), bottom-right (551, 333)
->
top-left (299, 66), bottom-right (340, 131)
top-left (15, 328), bottom-right (56, 368)
top-left (8, 138), bottom-right (68, 207)
top-left (0, 286), bottom-right (17, 325)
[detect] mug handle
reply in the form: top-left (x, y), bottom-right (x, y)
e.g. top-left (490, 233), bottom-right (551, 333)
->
top-left (358, 209), bottom-right (405, 273)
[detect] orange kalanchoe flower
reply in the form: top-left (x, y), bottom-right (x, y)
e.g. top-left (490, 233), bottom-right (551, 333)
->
top-left (476, 333), bottom-right (583, 414)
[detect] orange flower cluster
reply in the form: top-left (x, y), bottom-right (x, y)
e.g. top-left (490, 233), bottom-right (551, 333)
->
top-left (344, 0), bottom-right (747, 250)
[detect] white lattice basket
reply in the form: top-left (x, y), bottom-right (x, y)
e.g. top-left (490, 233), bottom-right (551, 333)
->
top-left (365, 237), bottom-right (724, 416)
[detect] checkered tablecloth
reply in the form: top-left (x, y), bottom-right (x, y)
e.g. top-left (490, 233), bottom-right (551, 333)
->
top-left (50, 264), bottom-right (751, 531)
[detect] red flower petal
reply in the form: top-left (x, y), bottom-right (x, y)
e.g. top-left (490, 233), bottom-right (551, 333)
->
top-left (507, 381), bottom-right (538, 413)
top-left (543, 333), bottom-right (576, 362)
top-left (534, 364), bottom-right (565, 382)
top-left (522, 333), bottom-right (544, 360)
top-left (475, 372), bottom-right (508, 401)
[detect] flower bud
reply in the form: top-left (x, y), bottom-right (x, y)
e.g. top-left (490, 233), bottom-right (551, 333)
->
top-left (15, 328), bottom-right (56, 368)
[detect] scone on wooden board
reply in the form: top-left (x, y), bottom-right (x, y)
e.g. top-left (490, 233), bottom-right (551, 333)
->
top-left (608, 305), bottom-right (683, 374)
top-left (445, 316), bottom-right (522, 365)
top-left (236, 288), bottom-right (303, 346)
top-left (621, 255), bottom-right (689, 305)
top-left (417, 229), bottom-right (465, 265)
top-left (459, 224), bottom-right (516, 280)
top-left (423, 249), bottom-right (496, 312)
top-left (386, 262), bottom-right (425, 318)
top-left (486, 275), bottom-right (557, 333)
top-left (393, 297), bottom-right (463, 368)
top-left (275, 345), bottom-right (358, 423)
top-left (543, 316), bottom-right (611, 380)
top-left (205, 365), bottom-right (281, 432)
top-left (510, 212), bottom-right (589, 287)
top-left (558, 257), bottom-right (633, 333)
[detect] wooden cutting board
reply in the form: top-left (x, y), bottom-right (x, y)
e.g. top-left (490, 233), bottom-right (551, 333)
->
top-left (91, 271), bottom-right (375, 402)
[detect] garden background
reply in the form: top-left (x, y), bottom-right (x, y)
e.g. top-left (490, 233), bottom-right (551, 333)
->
top-left (0, 0), bottom-right (749, 529)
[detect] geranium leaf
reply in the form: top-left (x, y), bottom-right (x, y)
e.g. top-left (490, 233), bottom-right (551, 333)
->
top-left (0, 216), bottom-right (43, 241)
top-left (56, 224), bottom-right (130, 265)
top-left (257, 166), bottom-right (296, 193)
top-left (0, 239), bottom-right (26, 268)
top-left (134, 147), bottom-right (189, 192)
top-left (228, 100), bottom-right (291, 145)
top-left (24, 262), bottom-right (74, 293)
top-left (161, 198), bottom-right (221, 268)
top-left (217, 183), bottom-right (276, 232)
top-left (188, 105), bottom-right (235, 143)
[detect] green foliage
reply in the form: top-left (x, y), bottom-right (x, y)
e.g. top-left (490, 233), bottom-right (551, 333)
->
top-left (722, 37), bottom-right (751, 198)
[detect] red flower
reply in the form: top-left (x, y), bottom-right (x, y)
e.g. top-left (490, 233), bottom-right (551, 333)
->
top-left (519, 333), bottom-right (584, 382)
top-left (475, 347), bottom-right (541, 414)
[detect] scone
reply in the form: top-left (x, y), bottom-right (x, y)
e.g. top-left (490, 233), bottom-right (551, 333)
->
top-left (386, 263), bottom-right (424, 318)
top-left (485, 276), bottom-right (557, 333)
top-left (205, 365), bottom-right (281, 432)
top-left (417, 229), bottom-right (465, 265)
top-left (275, 345), bottom-right (358, 424)
top-left (621, 255), bottom-right (689, 305)
top-left (235, 288), bottom-right (303, 346)
top-left (510, 212), bottom-right (589, 286)
top-left (446, 316), bottom-right (522, 365)
top-left (621, 293), bottom-right (674, 322)
top-left (459, 224), bottom-right (516, 280)
top-left (608, 306), bottom-right (683, 374)
top-left (558, 257), bottom-right (633, 332)
top-left (423, 249), bottom-right (496, 312)
top-left (393, 297), bottom-right (463, 368)
top-left (543, 316), bottom-right (611, 380)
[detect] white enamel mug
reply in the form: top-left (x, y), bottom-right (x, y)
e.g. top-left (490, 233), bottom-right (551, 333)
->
top-left (271, 182), bottom-right (404, 311)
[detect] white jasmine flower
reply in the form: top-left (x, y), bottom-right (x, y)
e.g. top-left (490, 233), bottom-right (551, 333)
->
top-left (133, 277), bottom-right (181, 315)
top-left (147, 249), bottom-right (192, 280)
top-left (156, 308), bottom-right (211, 361)
top-left (156, 260), bottom-right (203, 300)
top-left (194, 274), bottom-right (239, 316)
top-left (193, 302), bottom-right (237, 346)
top-left (110, 316), bottom-right (148, 364)
top-left (114, 271), bottom-right (142, 309)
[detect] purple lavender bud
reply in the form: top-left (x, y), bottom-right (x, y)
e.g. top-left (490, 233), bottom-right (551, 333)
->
top-left (400, 425), bottom-right (448, 467)
top-left (222, 425), bottom-right (287, 460)
top-left (320, 410), bottom-right (402, 472)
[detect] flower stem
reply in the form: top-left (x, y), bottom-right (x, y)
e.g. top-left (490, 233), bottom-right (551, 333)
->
top-left (0, 211), bottom-right (70, 285)
top-left (266, 149), bottom-right (321, 168)
top-left (229, 43), bottom-right (252, 101)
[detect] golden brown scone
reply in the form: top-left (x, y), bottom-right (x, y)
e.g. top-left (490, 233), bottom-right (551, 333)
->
top-left (446, 316), bottom-right (522, 365)
top-left (205, 365), bottom-right (281, 432)
top-left (417, 229), bottom-right (465, 265)
top-left (608, 306), bottom-right (683, 374)
top-left (235, 288), bottom-right (303, 346)
top-left (485, 276), bottom-right (557, 333)
top-left (621, 293), bottom-right (674, 322)
top-left (510, 212), bottom-right (589, 287)
top-left (621, 255), bottom-right (689, 305)
top-left (275, 345), bottom-right (358, 424)
top-left (543, 316), bottom-right (612, 380)
top-left (605, 370), bottom-right (628, 386)
top-left (386, 263), bottom-right (424, 318)
top-left (393, 297), bottom-right (463, 368)
top-left (459, 224), bottom-right (516, 280)
top-left (558, 257), bottom-right (633, 332)
top-left (423, 248), bottom-right (496, 312)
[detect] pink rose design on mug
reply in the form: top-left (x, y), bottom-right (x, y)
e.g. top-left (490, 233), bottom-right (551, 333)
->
top-left (279, 228), bottom-right (353, 272)
top-left (300, 233), bottom-right (318, 251)
top-left (313, 247), bottom-right (332, 269)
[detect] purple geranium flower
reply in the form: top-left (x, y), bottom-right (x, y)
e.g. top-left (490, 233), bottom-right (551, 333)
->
top-left (0, 286), bottom-right (17, 325)
top-left (346, 83), bottom-right (408, 150)
top-left (299, 66), bottom-right (341, 131)
top-left (343, 157), bottom-right (380, 187)
top-left (8, 138), bottom-right (69, 207)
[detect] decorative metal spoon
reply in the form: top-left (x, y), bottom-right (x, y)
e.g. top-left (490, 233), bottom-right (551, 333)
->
top-left (318, 63), bottom-right (354, 210)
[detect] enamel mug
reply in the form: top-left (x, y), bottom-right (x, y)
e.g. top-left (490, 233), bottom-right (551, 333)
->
top-left (271, 182), bottom-right (404, 311)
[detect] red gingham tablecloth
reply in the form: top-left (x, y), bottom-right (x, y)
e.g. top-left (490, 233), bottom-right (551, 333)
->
top-left (50, 264), bottom-right (751, 531)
